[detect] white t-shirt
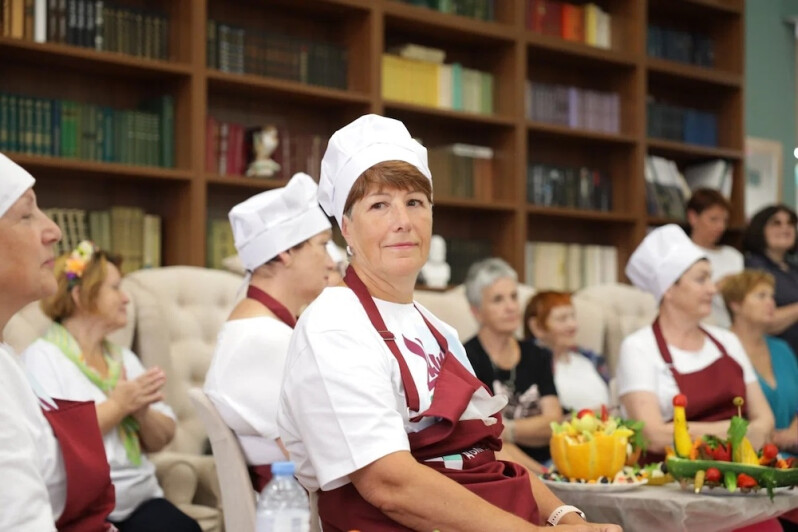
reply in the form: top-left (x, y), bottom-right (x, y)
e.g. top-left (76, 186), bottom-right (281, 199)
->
top-left (0, 343), bottom-right (65, 530)
top-left (554, 352), bottom-right (610, 412)
top-left (23, 339), bottom-right (175, 521)
top-left (616, 324), bottom-right (757, 421)
top-left (699, 245), bottom-right (744, 328)
top-left (277, 287), bottom-right (505, 492)
top-left (205, 317), bottom-right (290, 468)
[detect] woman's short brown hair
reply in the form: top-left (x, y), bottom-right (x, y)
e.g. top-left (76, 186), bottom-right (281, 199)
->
top-left (718, 269), bottom-right (775, 319)
top-left (40, 250), bottom-right (122, 322)
top-left (686, 188), bottom-right (731, 216)
top-left (523, 290), bottom-right (573, 339)
top-left (342, 160), bottom-right (432, 218)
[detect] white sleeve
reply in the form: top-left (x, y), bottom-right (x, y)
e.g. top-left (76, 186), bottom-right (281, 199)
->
top-left (122, 349), bottom-right (176, 419)
top-left (281, 326), bottom-right (410, 491)
top-left (0, 357), bottom-right (57, 530)
top-left (616, 331), bottom-right (660, 397)
top-left (206, 325), bottom-right (289, 439)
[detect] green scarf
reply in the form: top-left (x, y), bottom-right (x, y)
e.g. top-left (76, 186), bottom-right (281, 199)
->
top-left (43, 322), bottom-right (142, 465)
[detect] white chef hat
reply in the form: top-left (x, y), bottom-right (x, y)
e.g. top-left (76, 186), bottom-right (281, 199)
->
top-left (625, 224), bottom-right (708, 303)
top-left (0, 153), bottom-right (35, 218)
top-left (229, 172), bottom-right (331, 271)
top-left (318, 114), bottom-right (431, 227)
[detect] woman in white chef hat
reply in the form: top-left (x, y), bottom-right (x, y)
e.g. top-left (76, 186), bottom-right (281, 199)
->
top-left (276, 115), bottom-right (620, 532)
top-left (616, 224), bottom-right (773, 459)
top-left (0, 153), bottom-right (116, 531)
top-left (204, 172), bottom-right (334, 499)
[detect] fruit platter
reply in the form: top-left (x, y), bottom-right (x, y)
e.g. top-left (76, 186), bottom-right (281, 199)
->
top-left (543, 406), bottom-right (650, 489)
top-left (666, 395), bottom-right (798, 499)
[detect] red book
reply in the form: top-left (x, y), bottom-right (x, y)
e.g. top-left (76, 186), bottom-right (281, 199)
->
top-left (529, 0), bottom-right (561, 37)
top-left (561, 4), bottom-right (585, 42)
top-left (205, 116), bottom-right (219, 173)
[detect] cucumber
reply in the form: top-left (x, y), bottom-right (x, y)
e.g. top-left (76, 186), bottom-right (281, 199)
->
top-left (666, 457), bottom-right (798, 500)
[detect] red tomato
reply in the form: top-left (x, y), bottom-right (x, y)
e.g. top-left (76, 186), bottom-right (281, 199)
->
top-left (673, 394), bottom-right (688, 407)
top-left (736, 473), bottom-right (757, 489)
top-left (762, 443), bottom-right (779, 461)
top-left (576, 408), bottom-right (594, 419)
top-left (705, 468), bottom-right (722, 483)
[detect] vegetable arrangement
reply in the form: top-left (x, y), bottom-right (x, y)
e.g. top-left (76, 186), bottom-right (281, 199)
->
top-left (666, 395), bottom-right (798, 499)
top-left (549, 406), bottom-right (645, 481)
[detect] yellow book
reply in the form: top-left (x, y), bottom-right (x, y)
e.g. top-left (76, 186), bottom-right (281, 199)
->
top-left (584, 3), bottom-right (600, 46)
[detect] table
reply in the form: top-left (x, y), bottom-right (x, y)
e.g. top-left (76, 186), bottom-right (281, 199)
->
top-left (547, 482), bottom-right (798, 532)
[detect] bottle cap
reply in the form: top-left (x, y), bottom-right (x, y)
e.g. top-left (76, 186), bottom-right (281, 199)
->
top-left (271, 461), bottom-right (296, 476)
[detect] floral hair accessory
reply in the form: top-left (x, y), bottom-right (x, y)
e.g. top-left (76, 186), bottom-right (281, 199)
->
top-left (65, 240), bottom-right (98, 287)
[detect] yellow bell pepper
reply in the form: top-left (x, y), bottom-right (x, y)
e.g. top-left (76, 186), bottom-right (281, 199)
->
top-left (550, 430), bottom-right (632, 480)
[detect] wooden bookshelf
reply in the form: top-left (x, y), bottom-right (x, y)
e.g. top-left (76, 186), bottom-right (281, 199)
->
top-left (0, 0), bottom-right (746, 282)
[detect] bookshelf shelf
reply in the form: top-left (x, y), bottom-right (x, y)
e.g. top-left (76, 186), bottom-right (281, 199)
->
top-left (649, 0), bottom-right (742, 16)
top-left (646, 138), bottom-right (743, 161)
top-left (646, 57), bottom-right (742, 88)
top-left (6, 153), bottom-right (193, 182)
top-left (527, 206), bottom-right (637, 223)
top-left (526, 121), bottom-right (637, 146)
top-left (525, 33), bottom-right (637, 68)
top-left (0, 38), bottom-right (193, 79)
top-left (205, 174), bottom-right (287, 190)
top-left (383, 101), bottom-right (516, 128)
top-left (433, 197), bottom-right (516, 212)
top-left (647, 216), bottom-right (686, 227)
top-left (206, 70), bottom-right (372, 106)
top-left (383, 2), bottom-right (516, 45)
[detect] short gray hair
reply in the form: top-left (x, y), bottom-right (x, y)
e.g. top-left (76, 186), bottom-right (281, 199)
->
top-left (464, 257), bottom-right (518, 308)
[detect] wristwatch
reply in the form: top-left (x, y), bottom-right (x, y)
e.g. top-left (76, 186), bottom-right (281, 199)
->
top-left (547, 505), bottom-right (586, 526)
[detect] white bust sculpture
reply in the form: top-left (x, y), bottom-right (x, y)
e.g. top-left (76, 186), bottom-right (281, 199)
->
top-left (421, 234), bottom-right (451, 289)
top-left (246, 125), bottom-right (281, 178)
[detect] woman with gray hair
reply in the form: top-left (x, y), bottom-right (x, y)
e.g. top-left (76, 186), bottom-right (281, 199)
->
top-left (464, 258), bottom-right (563, 474)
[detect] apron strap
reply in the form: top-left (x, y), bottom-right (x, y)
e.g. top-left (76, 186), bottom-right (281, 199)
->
top-left (344, 265), bottom-right (421, 413)
top-left (246, 285), bottom-right (296, 328)
top-left (653, 316), bottom-right (733, 381)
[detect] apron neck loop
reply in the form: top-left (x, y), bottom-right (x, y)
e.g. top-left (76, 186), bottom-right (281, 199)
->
top-left (246, 285), bottom-right (297, 329)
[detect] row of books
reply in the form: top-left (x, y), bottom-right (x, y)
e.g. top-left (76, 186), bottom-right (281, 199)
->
top-left (0, 93), bottom-right (174, 167)
top-left (643, 156), bottom-right (733, 220)
top-left (0, 0), bottom-right (168, 60)
top-left (207, 22), bottom-right (348, 90)
top-left (394, 0), bottom-right (496, 21)
top-left (445, 237), bottom-right (493, 286)
top-left (526, 82), bottom-right (620, 134)
top-left (647, 100), bottom-right (718, 147)
top-left (44, 206), bottom-right (161, 273)
top-left (524, 241), bottom-right (618, 292)
top-left (427, 143), bottom-right (494, 201)
top-left (207, 218), bottom-right (236, 271)
top-left (648, 26), bottom-right (714, 68)
top-left (527, 0), bottom-right (611, 49)
top-left (527, 164), bottom-right (612, 212)
top-left (382, 52), bottom-right (494, 115)
top-left (205, 116), bottom-right (326, 182)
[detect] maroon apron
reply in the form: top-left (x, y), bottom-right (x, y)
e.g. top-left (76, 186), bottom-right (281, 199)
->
top-left (245, 285), bottom-right (295, 492)
top-left (642, 317), bottom-right (748, 464)
top-left (42, 398), bottom-right (116, 532)
top-left (316, 267), bottom-right (540, 531)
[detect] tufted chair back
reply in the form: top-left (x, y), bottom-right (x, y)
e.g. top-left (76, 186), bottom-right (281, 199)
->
top-left (574, 283), bottom-right (658, 374)
top-left (122, 266), bottom-right (243, 455)
top-left (412, 284), bottom-right (606, 356)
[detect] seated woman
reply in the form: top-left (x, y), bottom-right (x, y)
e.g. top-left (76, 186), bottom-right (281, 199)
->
top-left (277, 114), bottom-right (620, 531)
top-left (685, 188), bottom-right (743, 327)
top-left (721, 270), bottom-right (798, 456)
top-left (0, 153), bottom-right (114, 531)
top-left (743, 205), bottom-right (798, 359)
top-left (463, 258), bottom-right (562, 475)
top-left (204, 173), bottom-right (334, 499)
top-left (523, 291), bottom-right (610, 413)
top-left (617, 224), bottom-right (774, 458)
top-left (22, 241), bottom-right (200, 532)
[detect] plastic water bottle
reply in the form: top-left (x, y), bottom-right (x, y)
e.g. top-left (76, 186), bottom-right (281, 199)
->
top-left (256, 461), bottom-right (310, 532)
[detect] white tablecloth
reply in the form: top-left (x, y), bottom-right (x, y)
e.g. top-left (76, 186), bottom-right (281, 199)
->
top-left (548, 482), bottom-right (798, 532)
